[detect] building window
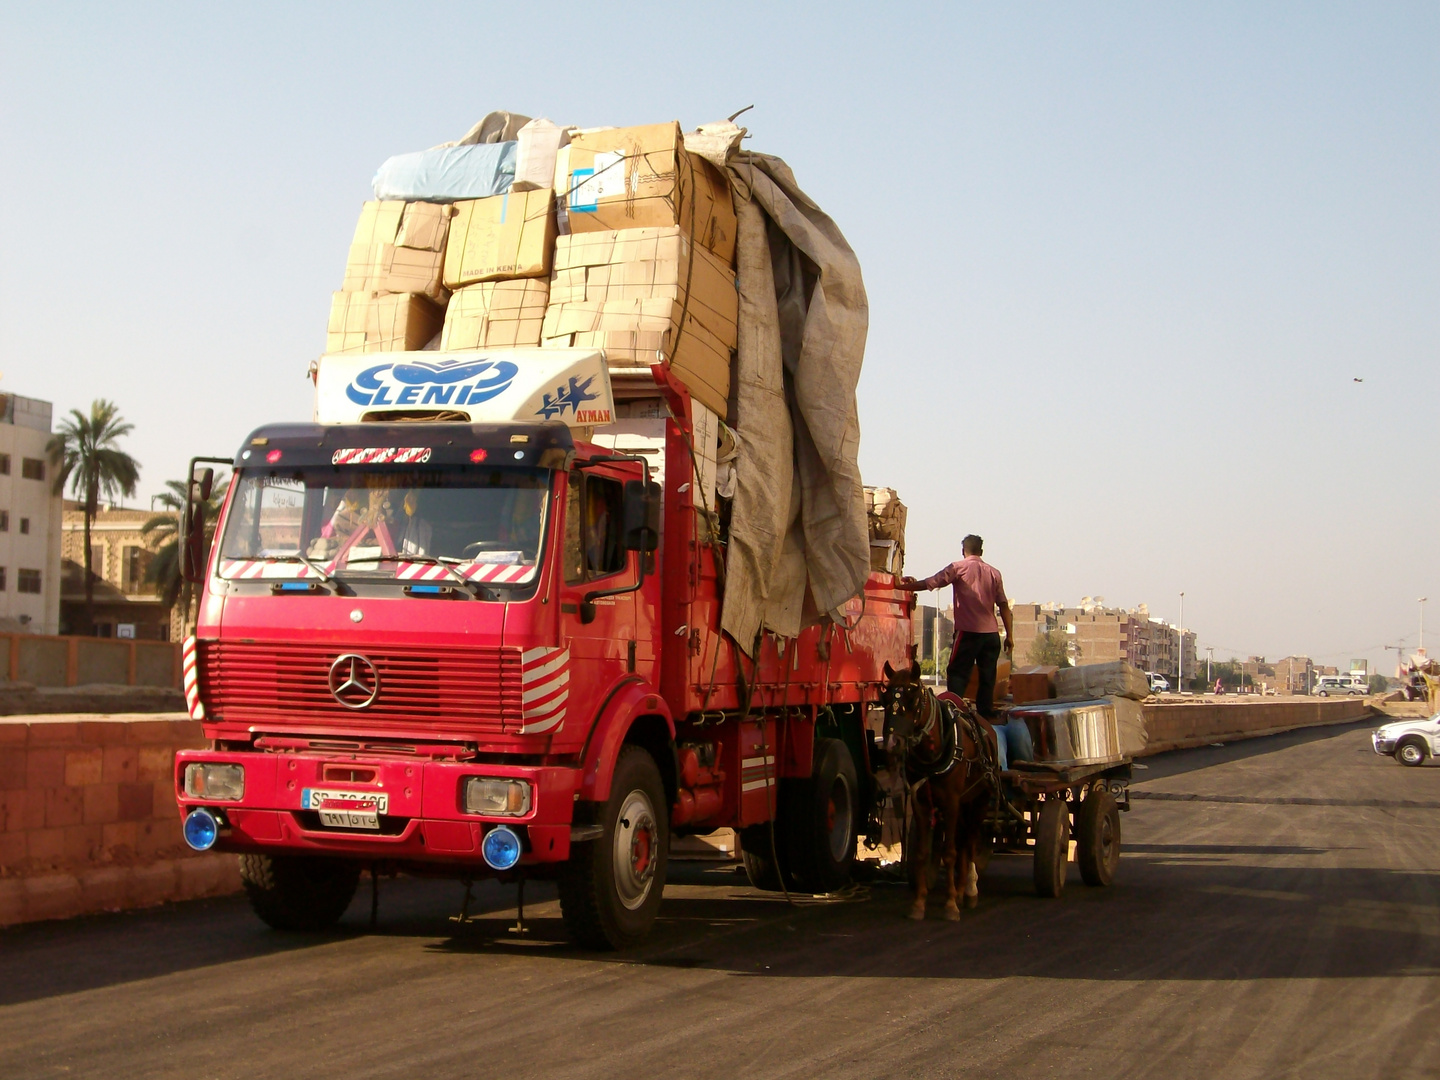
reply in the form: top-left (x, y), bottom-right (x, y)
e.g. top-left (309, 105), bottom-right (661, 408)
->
top-left (20, 458), bottom-right (44, 481)
top-left (0, 567), bottom-right (6, 591)
top-left (0, 454), bottom-right (9, 475)
top-left (122, 546), bottom-right (153, 593)
top-left (0, 511), bottom-right (7, 532)
top-left (19, 518), bottom-right (28, 535)
top-left (17, 569), bottom-right (41, 594)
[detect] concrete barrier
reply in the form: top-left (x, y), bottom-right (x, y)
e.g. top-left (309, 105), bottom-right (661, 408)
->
top-left (0, 632), bottom-right (181, 690)
top-left (0, 713), bottom-right (240, 928)
top-left (1139, 695), bottom-right (1376, 755)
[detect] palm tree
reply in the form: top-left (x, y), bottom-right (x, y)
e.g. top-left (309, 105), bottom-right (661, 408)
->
top-left (47, 400), bottom-right (141, 635)
top-left (143, 475), bottom-right (228, 630)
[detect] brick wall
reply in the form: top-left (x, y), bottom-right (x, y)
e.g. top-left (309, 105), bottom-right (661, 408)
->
top-left (0, 714), bottom-right (240, 927)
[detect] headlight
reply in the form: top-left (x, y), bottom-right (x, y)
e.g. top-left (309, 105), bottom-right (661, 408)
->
top-left (183, 763), bottom-right (245, 801)
top-left (463, 777), bottom-right (532, 816)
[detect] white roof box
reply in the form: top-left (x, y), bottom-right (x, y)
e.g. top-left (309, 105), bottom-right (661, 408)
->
top-left (314, 349), bottom-right (615, 428)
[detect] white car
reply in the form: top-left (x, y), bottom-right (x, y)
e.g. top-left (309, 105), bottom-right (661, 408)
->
top-left (1372, 714), bottom-right (1440, 767)
top-left (1314, 674), bottom-right (1368, 696)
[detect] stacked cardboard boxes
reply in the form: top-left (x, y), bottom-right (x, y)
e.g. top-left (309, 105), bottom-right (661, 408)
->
top-left (865, 487), bottom-right (907, 575)
top-left (329, 119), bottom-right (741, 418)
top-left (540, 227), bottom-right (736, 417)
top-left (328, 201), bottom-right (450, 354)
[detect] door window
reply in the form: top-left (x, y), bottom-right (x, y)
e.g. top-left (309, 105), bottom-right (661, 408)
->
top-left (563, 472), bottom-right (627, 584)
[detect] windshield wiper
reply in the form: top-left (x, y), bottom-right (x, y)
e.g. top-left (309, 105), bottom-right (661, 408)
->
top-left (347, 554), bottom-right (494, 599)
top-left (256, 553), bottom-right (337, 583)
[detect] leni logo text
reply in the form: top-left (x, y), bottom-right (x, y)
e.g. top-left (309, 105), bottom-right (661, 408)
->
top-left (345, 358), bottom-right (519, 408)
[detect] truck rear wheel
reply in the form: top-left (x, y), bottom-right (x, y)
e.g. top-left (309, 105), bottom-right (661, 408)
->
top-left (1033, 797), bottom-right (1069, 899)
top-left (559, 746), bottom-right (669, 950)
top-left (738, 824), bottom-right (789, 891)
top-left (1077, 788), bottom-right (1121, 886)
top-left (786, 737), bottom-right (859, 894)
top-left (239, 854), bottom-right (360, 931)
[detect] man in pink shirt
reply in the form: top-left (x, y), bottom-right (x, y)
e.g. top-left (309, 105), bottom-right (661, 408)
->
top-left (900, 534), bottom-right (1015, 718)
top-left (901, 535), bottom-right (1030, 768)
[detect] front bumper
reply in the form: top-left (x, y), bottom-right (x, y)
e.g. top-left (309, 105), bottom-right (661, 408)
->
top-left (175, 750), bottom-right (581, 865)
top-left (1372, 732), bottom-right (1396, 756)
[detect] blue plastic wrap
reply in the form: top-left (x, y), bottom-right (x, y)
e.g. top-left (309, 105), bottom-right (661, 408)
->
top-left (372, 142), bottom-right (517, 202)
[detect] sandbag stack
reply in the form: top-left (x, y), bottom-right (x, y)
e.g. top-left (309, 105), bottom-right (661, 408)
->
top-left (864, 487), bottom-right (907, 575)
top-left (326, 117), bottom-right (740, 420)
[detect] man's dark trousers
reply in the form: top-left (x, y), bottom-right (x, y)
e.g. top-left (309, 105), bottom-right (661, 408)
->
top-left (947, 631), bottom-right (1002, 717)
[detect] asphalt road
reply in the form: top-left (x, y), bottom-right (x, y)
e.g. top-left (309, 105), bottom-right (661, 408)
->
top-left (2, 719), bottom-right (1437, 1080)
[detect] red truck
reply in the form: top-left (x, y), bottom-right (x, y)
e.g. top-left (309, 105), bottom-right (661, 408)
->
top-left (174, 348), bottom-right (912, 948)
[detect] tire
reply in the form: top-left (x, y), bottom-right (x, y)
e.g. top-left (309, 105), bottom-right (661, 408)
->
top-left (559, 746), bottom-right (669, 950)
top-left (239, 854), bottom-right (360, 931)
top-left (1317, 690), bottom-right (1328, 697)
top-left (1033, 797), bottom-right (1069, 899)
top-left (785, 737), bottom-right (859, 894)
top-left (1397, 739), bottom-right (1427, 768)
top-left (1077, 788), bottom-right (1121, 887)
top-left (738, 824), bottom-right (787, 891)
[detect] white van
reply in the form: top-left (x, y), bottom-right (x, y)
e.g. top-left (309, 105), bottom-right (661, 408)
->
top-left (1146, 672), bottom-right (1171, 693)
top-left (1313, 674), bottom-right (1367, 697)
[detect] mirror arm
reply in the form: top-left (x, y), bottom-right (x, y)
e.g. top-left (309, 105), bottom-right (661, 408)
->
top-left (181, 455), bottom-right (234, 584)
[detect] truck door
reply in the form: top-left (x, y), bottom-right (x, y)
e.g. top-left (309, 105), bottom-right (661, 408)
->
top-left (551, 469), bottom-right (639, 743)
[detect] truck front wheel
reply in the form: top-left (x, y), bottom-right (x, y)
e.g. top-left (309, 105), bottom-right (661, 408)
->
top-left (560, 746), bottom-right (669, 949)
top-left (239, 854), bottom-right (360, 931)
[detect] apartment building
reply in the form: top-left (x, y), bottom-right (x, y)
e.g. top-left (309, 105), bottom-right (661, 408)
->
top-left (1013, 599), bottom-right (1197, 680)
top-left (0, 393), bottom-right (63, 635)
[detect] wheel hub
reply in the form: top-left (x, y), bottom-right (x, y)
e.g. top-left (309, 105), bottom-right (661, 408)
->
top-left (612, 788), bottom-right (658, 911)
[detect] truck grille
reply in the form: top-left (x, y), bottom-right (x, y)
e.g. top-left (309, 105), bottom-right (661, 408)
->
top-left (198, 641), bottom-right (523, 735)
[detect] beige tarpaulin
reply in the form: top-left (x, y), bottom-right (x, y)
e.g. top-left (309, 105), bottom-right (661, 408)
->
top-left (686, 122), bottom-right (870, 652)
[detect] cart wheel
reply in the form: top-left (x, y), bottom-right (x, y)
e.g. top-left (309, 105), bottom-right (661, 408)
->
top-left (1077, 788), bottom-right (1121, 886)
top-left (1033, 798), bottom-right (1069, 899)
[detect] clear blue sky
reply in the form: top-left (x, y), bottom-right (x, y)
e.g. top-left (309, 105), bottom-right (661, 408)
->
top-left (1, 2), bottom-right (1435, 672)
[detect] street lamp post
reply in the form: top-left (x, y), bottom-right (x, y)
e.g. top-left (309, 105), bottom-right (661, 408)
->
top-left (1178, 592), bottom-right (1185, 691)
top-left (1206, 646), bottom-right (1214, 687)
top-left (1420, 597), bottom-right (1428, 652)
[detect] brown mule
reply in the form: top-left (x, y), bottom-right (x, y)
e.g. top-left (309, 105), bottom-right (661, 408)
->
top-left (881, 660), bottom-right (999, 922)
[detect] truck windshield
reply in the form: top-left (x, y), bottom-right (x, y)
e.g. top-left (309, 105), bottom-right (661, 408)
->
top-left (218, 466), bottom-right (550, 583)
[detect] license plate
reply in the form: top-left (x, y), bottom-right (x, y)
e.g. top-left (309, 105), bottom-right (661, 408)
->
top-left (303, 787), bottom-right (388, 830)
top-left (317, 799), bottom-right (380, 830)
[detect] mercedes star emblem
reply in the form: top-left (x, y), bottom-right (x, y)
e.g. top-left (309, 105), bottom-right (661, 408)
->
top-left (328, 653), bottom-right (380, 709)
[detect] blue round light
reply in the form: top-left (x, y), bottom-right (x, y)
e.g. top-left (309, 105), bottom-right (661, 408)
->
top-left (481, 825), bottom-right (522, 870)
top-left (183, 808), bottom-right (219, 851)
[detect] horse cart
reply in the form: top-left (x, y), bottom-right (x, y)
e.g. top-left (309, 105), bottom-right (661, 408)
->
top-left (980, 754), bottom-right (1131, 897)
top-left (877, 677), bottom-right (1136, 913)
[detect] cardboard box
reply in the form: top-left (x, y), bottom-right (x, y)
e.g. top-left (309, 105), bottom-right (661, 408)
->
top-left (963, 656), bottom-right (1012, 704)
top-left (549, 228), bottom-right (738, 346)
top-left (443, 189), bottom-right (556, 288)
top-left (1010, 665), bottom-right (1059, 704)
top-left (542, 296), bottom-right (731, 418)
top-left (342, 201), bottom-right (450, 304)
top-left (326, 292), bottom-right (444, 355)
top-left (561, 122), bottom-right (737, 264)
top-left (440, 279), bottom-right (549, 350)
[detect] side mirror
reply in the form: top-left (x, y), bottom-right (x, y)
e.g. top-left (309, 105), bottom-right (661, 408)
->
top-left (621, 480), bottom-right (661, 552)
top-left (181, 502), bottom-right (207, 583)
top-left (181, 466), bottom-right (215, 583)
